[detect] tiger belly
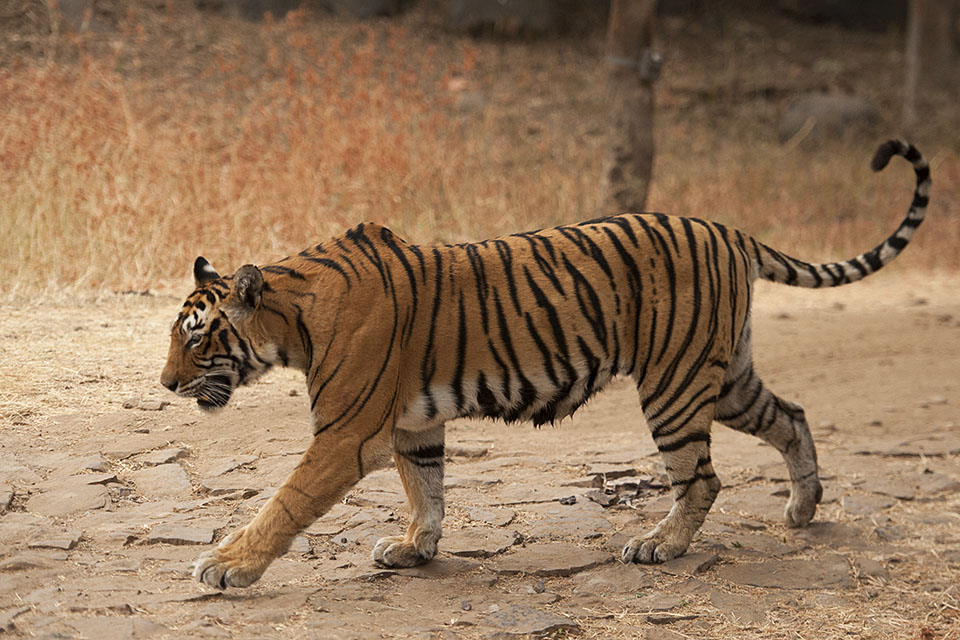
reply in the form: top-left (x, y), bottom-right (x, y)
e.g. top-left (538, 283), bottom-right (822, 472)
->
top-left (396, 366), bottom-right (619, 431)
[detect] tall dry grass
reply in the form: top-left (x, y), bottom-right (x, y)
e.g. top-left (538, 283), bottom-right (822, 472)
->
top-left (1, 6), bottom-right (957, 298)
top-left (0, 11), bottom-right (484, 294)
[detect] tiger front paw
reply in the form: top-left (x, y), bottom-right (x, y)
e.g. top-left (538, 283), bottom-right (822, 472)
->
top-left (621, 517), bottom-right (693, 565)
top-left (620, 533), bottom-right (689, 564)
top-left (371, 534), bottom-right (437, 568)
top-left (193, 527), bottom-right (269, 589)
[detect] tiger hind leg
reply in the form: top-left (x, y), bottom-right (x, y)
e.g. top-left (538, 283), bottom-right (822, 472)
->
top-left (715, 330), bottom-right (822, 527)
top-left (622, 395), bottom-right (722, 564)
top-left (372, 423), bottom-right (445, 568)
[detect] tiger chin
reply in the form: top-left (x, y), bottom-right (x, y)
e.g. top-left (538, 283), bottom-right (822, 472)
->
top-left (161, 140), bottom-right (930, 589)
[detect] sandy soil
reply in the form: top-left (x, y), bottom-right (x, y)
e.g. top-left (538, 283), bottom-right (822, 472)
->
top-left (1, 273), bottom-right (958, 639)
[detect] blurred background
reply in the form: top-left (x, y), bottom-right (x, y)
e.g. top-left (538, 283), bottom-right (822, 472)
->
top-left (1, 0), bottom-right (957, 296)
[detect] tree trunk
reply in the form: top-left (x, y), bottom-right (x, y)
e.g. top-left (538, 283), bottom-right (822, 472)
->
top-left (904, 0), bottom-right (960, 130)
top-left (598, 0), bottom-right (659, 215)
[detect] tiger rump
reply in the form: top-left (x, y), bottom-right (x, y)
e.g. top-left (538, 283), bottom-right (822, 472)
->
top-left (160, 140), bottom-right (929, 589)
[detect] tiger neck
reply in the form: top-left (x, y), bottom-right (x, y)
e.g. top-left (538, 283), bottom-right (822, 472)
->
top-left (252, 276), bottom-right (340, 376)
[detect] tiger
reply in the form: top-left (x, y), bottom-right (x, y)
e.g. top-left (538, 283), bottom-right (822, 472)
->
top-left (160, 140), bottom-right (929, 589)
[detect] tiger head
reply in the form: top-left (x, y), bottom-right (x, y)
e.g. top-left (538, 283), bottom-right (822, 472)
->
top-left (160, 257), bottom-right (272, 411)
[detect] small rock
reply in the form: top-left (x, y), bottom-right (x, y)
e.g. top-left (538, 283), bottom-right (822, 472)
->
top-left (915, 472), bottom-right (960, 495)
top-left (147, 523), bottom-right (216, 545)
top-left (481, 604), bottom-right (579, 637)
top-left (853, 557), bottom-right (889, 580)
top-left (461, 600), bottom-right (472, 611)
top-left (0, 486), bottom-right (12, 512)
top-left (718, 534), bottom-right (799, 558)
top-left (646, 613), bottom-right (698, 625)
top-left (208, 456), bottom-right (258, 476)
top-left (25, 481), bottom-right (109, 517)
top-left (635, 593), bottom-right (682, 612)
top-left (200, 477), bottom-right (261, 498)
top-left (585, 490), bottom-right (618, 507)
top-left (854, 435), bottom-right (960, 458)
top-left (137, 448), bottom-right (188, 467)
top-left (81, 472), bottom-right (119, 485)
top-left (443, 528), bottom-right (520, 558)
top-left (717, 555), bottom-right (853, 590)
top-left (28, 531), bottom-right (82, 550)
top-left (841, 494), bottom-right (896, 516)
top-left (658, 552), bottom-right (718, 576)
top-left (873, 525), bottom-right (907, 541)
top-left (395, 555), bottom-right (480, 579)
top-left (106, 527), bottom-right (140, 546)
top-left (122, 397), bottom-right (170, 411)
top-left (859, 477), bottom-right (915, 500)
top-left (488, 485), bottom-right (578, 505)
top-left (530, 516), bottom-right (613, 540)
top-left (445, 475), bottom-right (502, 489)
top-left (557, 495), bottom-right (577, 505)
top-left (571, 564), bottom-right (656, 595)
top-left (131, 463), bottom-right (192, 498)
top-left (487, 543), bottom-right (612, 577)
top-left (586, 463), bottom-right (637, 479)
top-left (77, 454), bottom-right (110, 472)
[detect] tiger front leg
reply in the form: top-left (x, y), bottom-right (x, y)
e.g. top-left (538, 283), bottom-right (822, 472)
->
top-left (372, 424), bottom-right (445, 568)
top-left (194, 424), bottom-right (391, 589)
top-left (622, 405), bottom-right (721, 564)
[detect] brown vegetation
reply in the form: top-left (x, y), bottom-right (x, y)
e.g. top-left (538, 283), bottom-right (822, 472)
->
top-left (1, 2), bottom-right (958, 297)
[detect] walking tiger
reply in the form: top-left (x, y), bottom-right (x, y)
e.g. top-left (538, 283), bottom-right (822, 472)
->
top-left (160, 140), bottom-right (929, 588)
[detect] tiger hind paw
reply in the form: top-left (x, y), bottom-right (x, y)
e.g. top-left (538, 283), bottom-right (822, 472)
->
top-left (371, 534), bottom-right (437, 568)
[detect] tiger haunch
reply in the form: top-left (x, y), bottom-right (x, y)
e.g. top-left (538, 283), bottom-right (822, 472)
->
top-left (160, 140), bottom-right (928, 588)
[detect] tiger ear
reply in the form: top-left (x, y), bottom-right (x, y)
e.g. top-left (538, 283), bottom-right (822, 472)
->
top-left (194, 257), bottom-right (221, 287)
top-left (231, 264), bottom-right (263, 312)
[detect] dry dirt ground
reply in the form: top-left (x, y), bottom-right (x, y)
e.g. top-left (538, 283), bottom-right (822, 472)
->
top-left (1, 274), bottom-right (959, 639)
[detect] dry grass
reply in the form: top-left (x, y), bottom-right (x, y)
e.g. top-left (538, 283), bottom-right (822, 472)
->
top-left (1, 2), bottom-right (958, 298)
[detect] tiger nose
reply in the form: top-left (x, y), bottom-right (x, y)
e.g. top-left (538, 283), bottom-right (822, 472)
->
top-left (160, 376), bottom-right (178, 392)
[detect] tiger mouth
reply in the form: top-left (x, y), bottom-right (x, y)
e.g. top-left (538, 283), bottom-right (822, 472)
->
top-left (196, 374), bottom-right (234, 411)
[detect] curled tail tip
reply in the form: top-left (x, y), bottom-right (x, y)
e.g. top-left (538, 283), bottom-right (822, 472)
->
top-left (871, 139), bottom-right (925, 173)
top-left (870, 139), bottom-right (902, 172)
